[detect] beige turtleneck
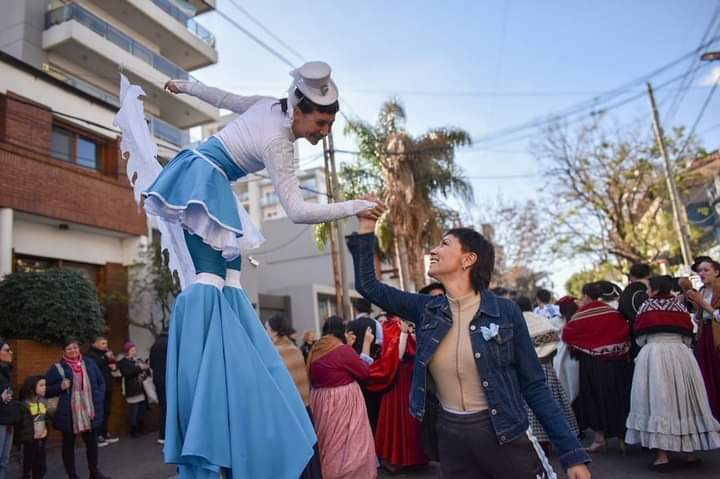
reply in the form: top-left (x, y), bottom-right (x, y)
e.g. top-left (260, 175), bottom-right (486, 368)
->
top-left (429, 292), bottom-right (488, 413)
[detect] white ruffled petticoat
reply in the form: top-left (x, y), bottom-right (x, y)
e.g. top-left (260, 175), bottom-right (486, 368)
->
top-left (625, 333), bottom-right (720, 452)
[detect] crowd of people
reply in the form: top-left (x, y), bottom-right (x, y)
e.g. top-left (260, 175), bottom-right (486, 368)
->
top-left (0, 233), bottom-right (719, 479)
top-left (264, 206), bottom-right (720, 478)
top-left (0, 333), bottom-right (168, 479)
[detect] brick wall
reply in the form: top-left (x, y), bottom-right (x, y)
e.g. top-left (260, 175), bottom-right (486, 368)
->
top-left (0, 93), bottom-right (146, 236)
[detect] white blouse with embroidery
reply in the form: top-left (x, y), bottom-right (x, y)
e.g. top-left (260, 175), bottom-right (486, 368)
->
top-left (175, 81), bottom-right (375, 224)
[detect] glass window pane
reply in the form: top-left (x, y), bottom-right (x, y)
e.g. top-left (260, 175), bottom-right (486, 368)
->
top-left (51, 126), bottom-right (72, 162)
top-left (76, 136), bottom-right (98, 169)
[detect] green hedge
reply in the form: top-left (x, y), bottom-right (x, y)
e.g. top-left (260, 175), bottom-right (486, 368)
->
top-left (0, 268), bottom-right (106, 344)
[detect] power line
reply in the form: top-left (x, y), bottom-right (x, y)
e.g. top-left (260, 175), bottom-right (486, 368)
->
top-left (213, 7), bottom-right (295, 69)
top-left (252, 225), bottom-right (314, 255)
top-left (223, 0), bottom-right (306, 64)
top-left (676, 79), bottom-right (719, 158)
top-left (662, 3), bottom-right (720, 126)
top-left (472, 62), bottom-right (706, 146)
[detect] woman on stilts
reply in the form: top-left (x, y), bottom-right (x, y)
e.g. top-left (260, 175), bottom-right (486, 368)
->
top-left (114, 62), bottom-right (383, 478)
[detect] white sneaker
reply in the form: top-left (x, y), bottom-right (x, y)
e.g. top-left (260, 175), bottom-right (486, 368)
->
top-left (104, 433), bottom-right (120, 444)
top-left (97, 437), bottom-right (109, 448)
top-left (157, 438), bottom-right (165, 445)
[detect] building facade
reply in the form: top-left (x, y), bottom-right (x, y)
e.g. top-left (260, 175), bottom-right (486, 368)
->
top-left (0, 0), bottom-right (219, 353)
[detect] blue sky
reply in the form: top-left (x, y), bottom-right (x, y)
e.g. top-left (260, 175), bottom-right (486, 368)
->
top-left (192, 0), bottom-right (720, 292)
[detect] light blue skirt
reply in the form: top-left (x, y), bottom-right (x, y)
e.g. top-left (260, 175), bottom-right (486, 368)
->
top-left (143, 137), bottom-right (247, 260)
top-left (165, 282), bottom-right (316, 478)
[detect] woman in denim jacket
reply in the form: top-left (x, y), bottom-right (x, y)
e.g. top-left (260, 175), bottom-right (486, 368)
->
top-left (346, 210), bottom-right (591, 479)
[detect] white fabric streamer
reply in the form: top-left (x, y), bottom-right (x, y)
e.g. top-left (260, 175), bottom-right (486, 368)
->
top-left (114, 75), bottom-right (195, 289)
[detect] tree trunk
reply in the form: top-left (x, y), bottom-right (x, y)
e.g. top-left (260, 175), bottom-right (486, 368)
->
top-left (394, 235), bottom-right (412, 292)
top-left (411, 252), bottom-right (427, 292)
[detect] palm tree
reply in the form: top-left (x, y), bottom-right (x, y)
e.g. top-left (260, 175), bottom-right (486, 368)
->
top-left (338, 98), bottom-right (474, 290)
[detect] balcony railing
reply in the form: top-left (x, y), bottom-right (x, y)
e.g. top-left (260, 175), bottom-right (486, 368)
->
top-left (45, 3), bottom-right (199, 83)
top-left (148, 116), bottom-right (190, 147)
top-left (48, 68), bottom-right (190, 147)
top-left (150, 0), bottom-right (216, 48)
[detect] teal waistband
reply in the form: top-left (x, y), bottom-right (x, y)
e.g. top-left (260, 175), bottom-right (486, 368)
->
top-left (196, 136), bottom-right (246, 181)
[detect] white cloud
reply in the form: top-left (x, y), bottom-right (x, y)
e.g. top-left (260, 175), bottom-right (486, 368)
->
top-left (699, 66), bottom-right (720, 86)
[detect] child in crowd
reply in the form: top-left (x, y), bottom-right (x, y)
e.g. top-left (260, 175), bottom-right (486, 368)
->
top-left (17, 375), bottom-right (49, 479)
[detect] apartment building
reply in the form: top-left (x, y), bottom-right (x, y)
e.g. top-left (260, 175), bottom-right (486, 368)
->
top-left (0, 0), bottom-right (219, 351)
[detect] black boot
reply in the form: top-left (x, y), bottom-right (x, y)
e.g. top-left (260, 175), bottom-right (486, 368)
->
top-left (129, 425), bottom-right (139, 438)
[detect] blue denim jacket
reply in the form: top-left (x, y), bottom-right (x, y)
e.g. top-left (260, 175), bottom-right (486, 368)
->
top-left (346, 233), bottom-right (590, 470)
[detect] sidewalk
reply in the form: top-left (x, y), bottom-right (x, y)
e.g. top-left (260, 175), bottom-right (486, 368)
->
top-left (9, 433), bottom-right (720, 478)
top-left (7, 434), bottom-right (177, 479)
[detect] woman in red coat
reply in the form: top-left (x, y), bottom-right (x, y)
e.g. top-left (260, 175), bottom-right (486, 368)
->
top-left (369, 317), bottom-right (428, 471)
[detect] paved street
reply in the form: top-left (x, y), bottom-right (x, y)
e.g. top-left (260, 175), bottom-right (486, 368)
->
top-left (7, 434), bottom-right (720, 478)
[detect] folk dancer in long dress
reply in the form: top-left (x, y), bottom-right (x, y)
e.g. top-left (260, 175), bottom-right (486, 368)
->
top-left (625, 275), bottom-right (720, 472)
top-left (114, 61), bottom-right (383, 478)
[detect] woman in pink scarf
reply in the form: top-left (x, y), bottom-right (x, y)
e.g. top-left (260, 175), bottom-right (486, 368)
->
top-left (45, 338), bottom-right (109, 479)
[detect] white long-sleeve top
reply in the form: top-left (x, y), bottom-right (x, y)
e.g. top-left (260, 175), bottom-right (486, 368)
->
top-left (175, 81), bottom-right (375, 224)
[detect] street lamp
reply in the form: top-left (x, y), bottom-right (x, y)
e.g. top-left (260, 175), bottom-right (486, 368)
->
top-left (701, 51), bottom-right (720, 62)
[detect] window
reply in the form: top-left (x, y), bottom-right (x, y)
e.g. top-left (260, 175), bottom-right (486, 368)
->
top-left (14, 255), bottom-right (98, 285)
top-left (51, 125), bottom-right (102, 170)
top-left (317, 293), bottom-right (338, 322)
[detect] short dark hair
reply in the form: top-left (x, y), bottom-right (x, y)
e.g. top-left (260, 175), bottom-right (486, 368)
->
top-left (354, 298), bottom-right (372, 314)
top-left (445, 228), bottom-right (495, 293)
top-left (321, 316), bottom-right (346, 343)
top-left (649, 275), bottom-right (674, 295)
top-left (629, 263), bottom-right (651, 279)
top-left (418, 283), bottom-right (446, 295)
top-left (515, 296), bottom-right (533, 312)
top-left (266, 315), bottom-right (296, 338)
top-left (535, 288), bottom-right (552, 304)
top-left (279, 88), bottom-right (340, 116)
top-left (581, 282), bottom-right (602, 300)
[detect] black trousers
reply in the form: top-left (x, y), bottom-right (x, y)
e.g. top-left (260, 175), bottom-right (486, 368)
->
top-left (61, 430), bottom-right (99, 476)
top-left (437, 409), bottom-right (549, 479)
top-left (98, 391), bottom-right (112, 437)
top-left (127, 401), bottom-right (146, 430)
top-left (156, 384), bottom-right (166, 440)
top-left (21, 439), bottom-right (46, 479)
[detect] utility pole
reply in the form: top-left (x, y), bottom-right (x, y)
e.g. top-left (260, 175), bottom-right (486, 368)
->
top-left (322, 136), bottom-right (344, 316)
top-left (327, 133), bottom-right (353, 320)
top-left (646, 82), bottom-right (693, 265)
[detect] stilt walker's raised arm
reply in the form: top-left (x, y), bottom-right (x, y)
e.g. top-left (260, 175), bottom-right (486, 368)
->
top-left (168, 80), bottom-right (270, 114)
top-left (263, 138), bottom-right (376, 224)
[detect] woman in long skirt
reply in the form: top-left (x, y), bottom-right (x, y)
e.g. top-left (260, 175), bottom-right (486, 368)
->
top-left (563, 282), bottom-right (633, 454)
top-left (368, 317), bottom-right (427, 471)
top-left (625, 275), bottom-right (720, 472)
top-left (685, 256), bottom-right (720, 420)
top-left (308, 317), bottom-right (377, 479)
